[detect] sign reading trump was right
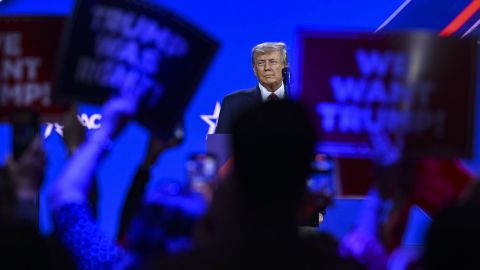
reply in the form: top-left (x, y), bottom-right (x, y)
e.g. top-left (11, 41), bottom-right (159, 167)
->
top-left (56, 0), bottom-right (218, 139)
top-left (299, 32), bottom-right (476, 159)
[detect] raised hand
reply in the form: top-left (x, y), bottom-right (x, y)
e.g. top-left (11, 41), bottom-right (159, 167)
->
top-left (62, 105), bottom-right (86, 155)
top-left (6, 136), bottom-right (45, 201)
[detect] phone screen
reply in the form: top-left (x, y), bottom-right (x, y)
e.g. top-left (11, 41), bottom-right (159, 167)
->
top-left (300, 154), bottom-right (336, 227)
top-left (307, 154), bottom-right (335, 196)
top-left (186, 153), bottom-right (218, 195)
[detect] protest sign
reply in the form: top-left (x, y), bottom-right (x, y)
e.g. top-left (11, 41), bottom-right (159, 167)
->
top-left (299, 32), bottom-right (476, 158)
top-left (0, 16), bottom-right (69, 121)
top-left (56, 0), bottom-right (219, 139)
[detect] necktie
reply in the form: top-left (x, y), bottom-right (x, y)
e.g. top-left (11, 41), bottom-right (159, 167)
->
top-left (267, 93), bottom-right (279, 102)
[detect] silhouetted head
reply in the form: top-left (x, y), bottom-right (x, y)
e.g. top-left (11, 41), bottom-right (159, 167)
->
top-left (424, 205), bottom-right (480, 270)
top-left (232, 100), bottom-right (316, 215)
top-left (0, 220), bottom-right (50, 269)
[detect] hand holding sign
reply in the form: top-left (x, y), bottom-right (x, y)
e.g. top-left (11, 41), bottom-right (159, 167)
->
top-left (95, 89), bottom-right (146, 143)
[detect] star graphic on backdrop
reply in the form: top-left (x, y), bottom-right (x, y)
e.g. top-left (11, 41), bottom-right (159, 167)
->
top-left (200, 102), bottom-right (221, 135)
top-left (44, 123), bottom-right (64, 139)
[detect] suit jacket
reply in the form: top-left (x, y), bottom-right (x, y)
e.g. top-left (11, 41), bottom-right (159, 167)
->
top-left (215, 87), bottom-right (263, 134)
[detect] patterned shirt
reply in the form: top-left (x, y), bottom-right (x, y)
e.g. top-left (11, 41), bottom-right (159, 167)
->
top-left (53, 203), bottom-right (125, 270)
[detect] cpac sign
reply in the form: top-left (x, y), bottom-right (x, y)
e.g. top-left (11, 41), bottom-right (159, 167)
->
top-left (299, 32), bottom-right (476, 159)
top-left (77, 113), bottom-right (102, 130)
top-left (44, 113), bottom-right (102, 139)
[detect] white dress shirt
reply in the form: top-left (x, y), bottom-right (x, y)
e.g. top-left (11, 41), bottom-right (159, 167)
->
top-left (258, 82), bottom-right (285, 102)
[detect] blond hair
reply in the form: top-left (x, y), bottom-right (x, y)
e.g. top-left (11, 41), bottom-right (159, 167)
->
top-left (251, 42), bottom-right (288, 66)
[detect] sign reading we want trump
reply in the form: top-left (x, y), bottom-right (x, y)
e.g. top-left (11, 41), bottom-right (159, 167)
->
top-left (0, 17), bottom-right (68, 121)
top-left (299, 32), bottom-right (476, 159)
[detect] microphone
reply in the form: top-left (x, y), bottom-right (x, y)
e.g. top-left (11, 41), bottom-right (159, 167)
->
top-left (282, 67), bottom-right (291, 95)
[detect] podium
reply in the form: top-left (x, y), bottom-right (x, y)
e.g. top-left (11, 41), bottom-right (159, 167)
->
top-left (206, 134), bottom-right (232, 168)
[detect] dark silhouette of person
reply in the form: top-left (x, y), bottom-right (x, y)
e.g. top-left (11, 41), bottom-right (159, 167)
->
top-left (154, 100), bottom-right (363, 270)
top-left (0, 135), bottom-right (76, 270)
top-left (424, 182), bottom-right (480, 270)
top-left (50, 94), bottom-right (202, 270)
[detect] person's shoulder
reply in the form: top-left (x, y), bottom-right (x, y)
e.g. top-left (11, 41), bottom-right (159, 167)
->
top-left (223, 87), bottom-right (258, 100)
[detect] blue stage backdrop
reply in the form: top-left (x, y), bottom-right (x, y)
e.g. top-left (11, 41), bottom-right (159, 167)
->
top-left (0, 0), bottom-right (478, 244)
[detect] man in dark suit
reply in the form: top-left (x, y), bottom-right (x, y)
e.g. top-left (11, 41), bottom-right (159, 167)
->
top-left (215, 42), bottom-right (289, 134)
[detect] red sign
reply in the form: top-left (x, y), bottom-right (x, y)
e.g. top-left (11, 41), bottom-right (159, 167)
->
top-left (299, 32), bottom-right (476, 159)
top-left (414, 159), bottom-right (474, 215)
top-left (0, 16), bottom-right (69, 121)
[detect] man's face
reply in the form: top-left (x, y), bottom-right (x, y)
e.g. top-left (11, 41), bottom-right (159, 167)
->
top-left (253, 50), bottom-right (285, 92)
